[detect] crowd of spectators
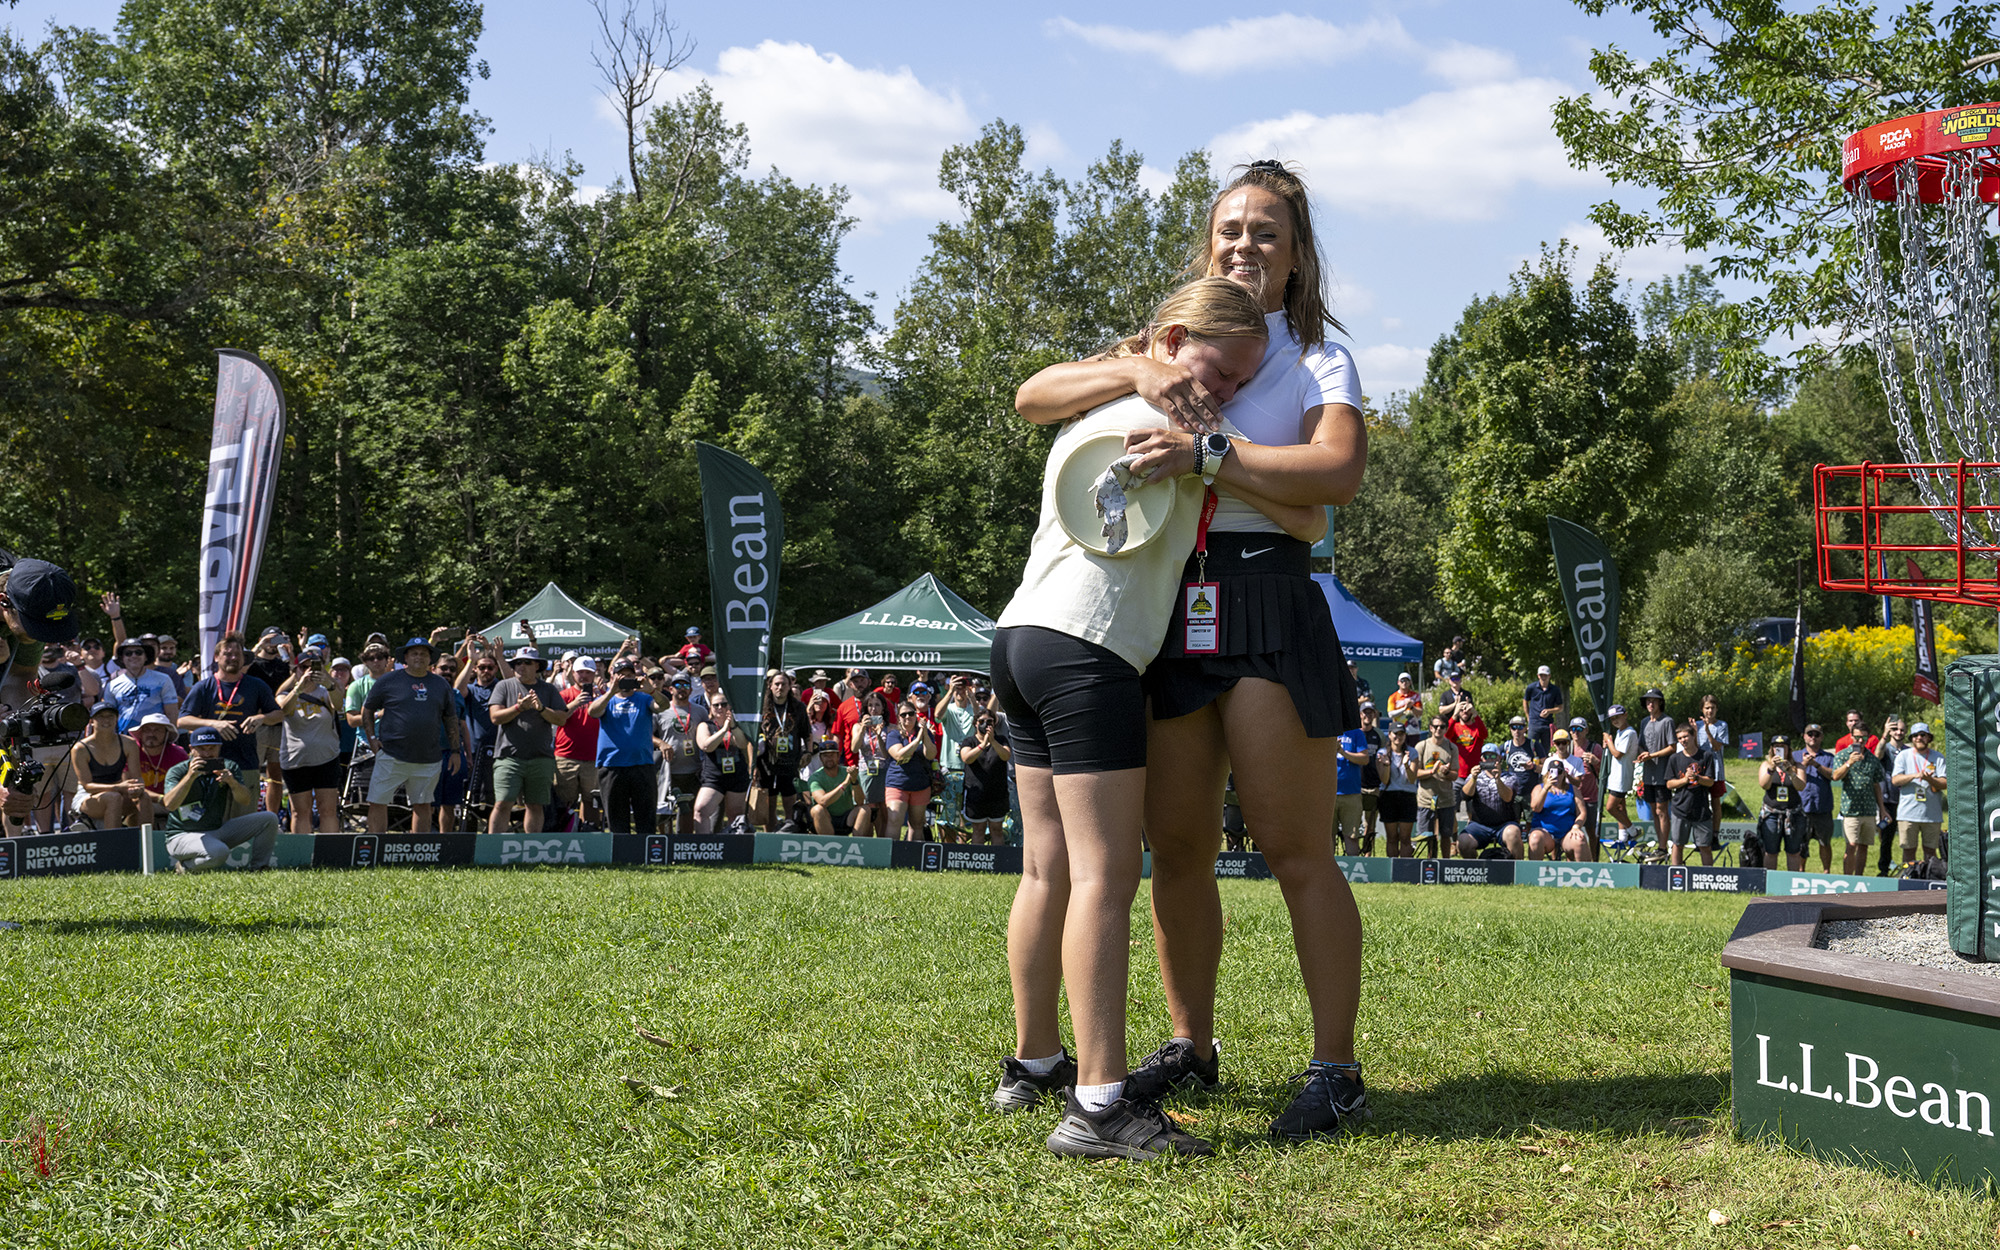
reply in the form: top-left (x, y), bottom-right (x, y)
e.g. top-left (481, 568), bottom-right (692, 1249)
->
top-left (4, 599), bottom-right (1950, 879)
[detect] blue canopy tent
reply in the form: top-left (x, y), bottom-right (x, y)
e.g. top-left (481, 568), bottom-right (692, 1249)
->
top-left (1312, 572), bottom-right (1423, 709)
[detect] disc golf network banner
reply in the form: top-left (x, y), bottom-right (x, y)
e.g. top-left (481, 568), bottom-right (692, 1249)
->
top-left (696, 442), bottom-right (784, 724)
top-left (1547, 518), bottom-right (1619, 720)
top-left (197, 350), bottom-right (287, 671)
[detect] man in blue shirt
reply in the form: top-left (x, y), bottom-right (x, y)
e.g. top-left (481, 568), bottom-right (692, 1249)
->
top-left (1333, 724), bottom-right (1378, 855)
top-left (178, 630), bottom-right (281, 787)
top-left (1521, 665), bottom-right (1565, 755)
top-left (1794, 724), bottom-right (1837, 873)
top-left (590, 658), bottom-right (658, 835)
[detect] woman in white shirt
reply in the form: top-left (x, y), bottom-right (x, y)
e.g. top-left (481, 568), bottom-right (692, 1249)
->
top-left (993, 277), bottom-right (1322, 1161)
top-left (1015, 160), bottom-right (1370, 1140)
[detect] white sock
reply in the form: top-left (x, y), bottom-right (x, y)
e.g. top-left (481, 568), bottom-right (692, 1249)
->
top-left (1018, 1050), bottom-right (1066, 1076)
top-left (1076, 1081), bottom-right (1123, 1112)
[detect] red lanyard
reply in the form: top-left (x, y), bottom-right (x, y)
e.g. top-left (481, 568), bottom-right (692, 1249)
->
top-left (1195, 488), bottom-right (1219, 582)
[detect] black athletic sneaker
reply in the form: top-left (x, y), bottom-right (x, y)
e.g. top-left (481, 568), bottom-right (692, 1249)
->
top-left (989, 1054), bottom-right (1077, 1112)
top-left (1269, 1064), bottom-right (1371, 1141)
top-left (1127, 1037), bottom-right (1220, 1099)
top-left (1046, 1089), bottom-right (1214, 1161)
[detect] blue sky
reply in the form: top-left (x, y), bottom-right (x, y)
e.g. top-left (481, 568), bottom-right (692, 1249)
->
top-left (14, 1), bottom-right (1701, 398)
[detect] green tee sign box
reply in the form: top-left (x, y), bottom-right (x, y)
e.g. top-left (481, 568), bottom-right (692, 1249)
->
top-left (1731, 971), bottom-right (1999, 1185)
top-left (1723, 895), bottom-right (2000, 1187)
top-left (1943, 656), bottom-right (2000, 961)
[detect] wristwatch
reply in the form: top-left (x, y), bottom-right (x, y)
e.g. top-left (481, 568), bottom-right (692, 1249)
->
top-left (1200, 432), bottom-right (1232, 485)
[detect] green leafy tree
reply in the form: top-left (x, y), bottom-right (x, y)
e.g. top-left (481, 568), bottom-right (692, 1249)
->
top-left (1432, 246), bottom-right (1680, 674)
top-left (1554, 0), bottom-right (2000, 390)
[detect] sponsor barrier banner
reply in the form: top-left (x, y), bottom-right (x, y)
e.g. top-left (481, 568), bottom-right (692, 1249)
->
top-left (1519, 861), bottom-right (1640, 890)
top-left (198, 351), bottom-right (287, 670)
top-left (755, 833), bottom-right (895, 868)
top-left (696, 442), bottom-right (784, 725)
top-left (1216, 851), bottom-right (1273, 880)
top-left (1335, 856), bottom-right (1393, 885)
top-left (1404, 858), bottom-right (1516, 886)
top-left (667, 834), bottom-right (755, 866)
top-left (940, 845), bottom-right (1022, 874)
top-left (474, 833), bottom-right (613, 867)
top-left (1900, 878), bottom-right (1949, 891)
top-left (1766, 870), bottom-right (1900, 896)
top-left (1643, 865), bottom-right (1767, 894)
top-left (0, 831), bottom-right (143, 878)
top-left (1732, 969), bottom-right (2000, 1186)
top-left (309, 834), bottom-right (478, 869)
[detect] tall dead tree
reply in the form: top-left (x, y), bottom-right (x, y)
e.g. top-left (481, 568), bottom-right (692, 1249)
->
top-left (588, 0), bottom-right (693, 201)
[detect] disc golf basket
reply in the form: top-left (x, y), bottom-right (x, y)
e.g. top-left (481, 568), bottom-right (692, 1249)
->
top-left (1814, 103), bottom-right (2000, 607)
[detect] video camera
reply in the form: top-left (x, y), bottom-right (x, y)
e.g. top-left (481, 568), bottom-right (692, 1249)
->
top-left (0, 670), bottom-right (90, 792)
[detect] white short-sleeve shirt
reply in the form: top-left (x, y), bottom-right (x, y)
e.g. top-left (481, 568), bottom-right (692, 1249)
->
top-left (1209, 311), bottom-right (1364, 534)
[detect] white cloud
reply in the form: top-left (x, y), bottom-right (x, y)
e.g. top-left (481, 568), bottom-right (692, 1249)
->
top-left (1208, 77), bottom-right (1598, 221)
top-left (1023, 123), bottom-right (1069, 165)
top-left (1136, 163), bottom-right (1174, 197)
top-left (649, 41), bottom-right (974, 224)
top-left (1353, 343), bottom-right (1429, 397)
top-left (1425, 42), bottom-right (1518, 86)
top-left (1044, 13), bottom-right (1411, 76)
top-left (1382, 316), bottom-right (1403, 330)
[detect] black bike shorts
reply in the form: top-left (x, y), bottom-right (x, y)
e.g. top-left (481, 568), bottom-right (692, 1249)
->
top-left (990, 626), bottom-right (1145, 775)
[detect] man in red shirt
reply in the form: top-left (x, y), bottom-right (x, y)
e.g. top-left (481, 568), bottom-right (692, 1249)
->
top-left (833, 669), bottom-right (870, 765)
top-left (1446, 694), bottom-right (1487, 779)
top-left (554, 656), bottom-right (602, 826)
top-left (1833, 708), bottom-right (1880, 754)
top-left (873, 672), bottom-right (904, 712)
top-left (674, 627), bottom-right (713, 672)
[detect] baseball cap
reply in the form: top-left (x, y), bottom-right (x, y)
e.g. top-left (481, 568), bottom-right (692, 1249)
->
top-left (1508, 716), bottom-right (1526, 728)
top-left (2, 557), bottom-right (78, 643)
top-left (1481, 743), bottom-right (1502, 756)
top-left (816, 738), bottom-right (841, 753)
top-left (1551, 728), bottom-right (1572, 742)
top-left (1358, 700), bottom-right (1375, 711)
top-left (1608, 704), bottom-right (1628, 718)
top-left (612, 658), bottom-right (636, 672)
top-left (910, 681), bottom-right (931, 694)
top-left (685, 626), bottom-right (701, 638)
top-left (1396, 672), bottom-right (1413, 683)
top-left (1536, 664), bottom-right (1550, 675)
top-left (330, 656), bottom-right (351, 669)
top-left (190, 728), bottom-right (223, 746)
top-left (574, 656), bottom-right (597, 672)
top-left (670, 674), bottom-right (692, 688)
top-left (561, 650), bottom-right (578, 663)
top-left (1569, 716), bottom-right (1588, 729)
top-left (700, 665), bottom-right (718, 678)
top-left (1804, 723), bottom-right (1823, 734)
top-left (307, 633), bottom-right (329, 649)
top-left (88, 700), bottom-right (116, 719)
top-left (258, 625), bottom-right (285, 642)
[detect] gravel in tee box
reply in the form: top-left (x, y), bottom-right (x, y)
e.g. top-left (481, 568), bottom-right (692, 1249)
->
top-left (1812, 911), bottom-right (2000, 979)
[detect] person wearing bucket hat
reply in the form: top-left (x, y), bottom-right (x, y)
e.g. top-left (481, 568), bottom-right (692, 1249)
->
top-left (105, 635), bottom-right (178, 734)
top-left (360, 637), bottom-right (461, 834)
top-left (132, 711), bottom-right (186, 799)
top-left (987, 276), bottom-right (1331, 1160)
top-left (161, 727), bottom-right (282, 872)
top-left (1890, 722), bottom-right (1947, 867)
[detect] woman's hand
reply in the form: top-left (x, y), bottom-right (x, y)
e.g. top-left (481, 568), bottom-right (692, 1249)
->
top-left (1123, 427), bottom-right (1198, 485)
top-left (1131, 356), bottom-right (1223, 433)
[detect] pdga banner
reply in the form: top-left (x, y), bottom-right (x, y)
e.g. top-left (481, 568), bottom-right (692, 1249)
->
top-left (198, 350), bottom-right (287, 672)
top-left (696, 443), bottom-right (784, 725)
top-left (1547, 518), bottom-right (1619, 720)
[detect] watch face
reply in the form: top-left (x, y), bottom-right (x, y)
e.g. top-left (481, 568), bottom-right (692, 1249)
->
top-left (1205, 433), bottom-right (1230, 455)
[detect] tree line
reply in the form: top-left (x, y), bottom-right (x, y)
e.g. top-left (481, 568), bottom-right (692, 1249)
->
top-left (6, 0), bottom-right (1995, 683)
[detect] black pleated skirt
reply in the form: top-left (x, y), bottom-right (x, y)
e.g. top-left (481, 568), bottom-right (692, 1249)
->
top-left (1143, 532), bottom-right (1359, 739)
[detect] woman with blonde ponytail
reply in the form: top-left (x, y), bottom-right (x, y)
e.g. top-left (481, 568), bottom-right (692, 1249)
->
top-left (1017, 160), bottom-right (1374, 1143)
top-left (988, 276), bottom-right (1322, 1161)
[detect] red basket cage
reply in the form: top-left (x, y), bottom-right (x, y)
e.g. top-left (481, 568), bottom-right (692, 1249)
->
top-left (1814, 461), bottom-right (2000, 609)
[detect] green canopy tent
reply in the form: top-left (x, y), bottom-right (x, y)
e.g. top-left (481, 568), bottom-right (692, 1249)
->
top-left (481, 582), bottom-right (639, 660)
top-left (781, 575), bottom-right (997, 675)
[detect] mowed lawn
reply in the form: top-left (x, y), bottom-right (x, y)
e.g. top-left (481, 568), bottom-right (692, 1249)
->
top-left (1, 867), bottom-right (1992, 1248)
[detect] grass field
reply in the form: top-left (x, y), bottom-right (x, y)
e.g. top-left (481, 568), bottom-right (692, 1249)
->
top-left (2, 867), bottom-right (1994, 1248)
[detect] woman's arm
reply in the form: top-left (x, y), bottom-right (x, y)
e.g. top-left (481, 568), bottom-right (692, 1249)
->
top-left (696, 722), bottom-right (725, 752)
top-left (1014, 355), bottom-right (1222, 431)
top-left (1219, 481), bottom-right (1328, 543)
top-left (1123, 403), bottom-right (1369, 506)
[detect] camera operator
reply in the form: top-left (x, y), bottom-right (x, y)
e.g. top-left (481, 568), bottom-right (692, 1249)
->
top-left (161, 728), bottom-right (281, 872)
top-left (0, 553), bottom-right (82, 830)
